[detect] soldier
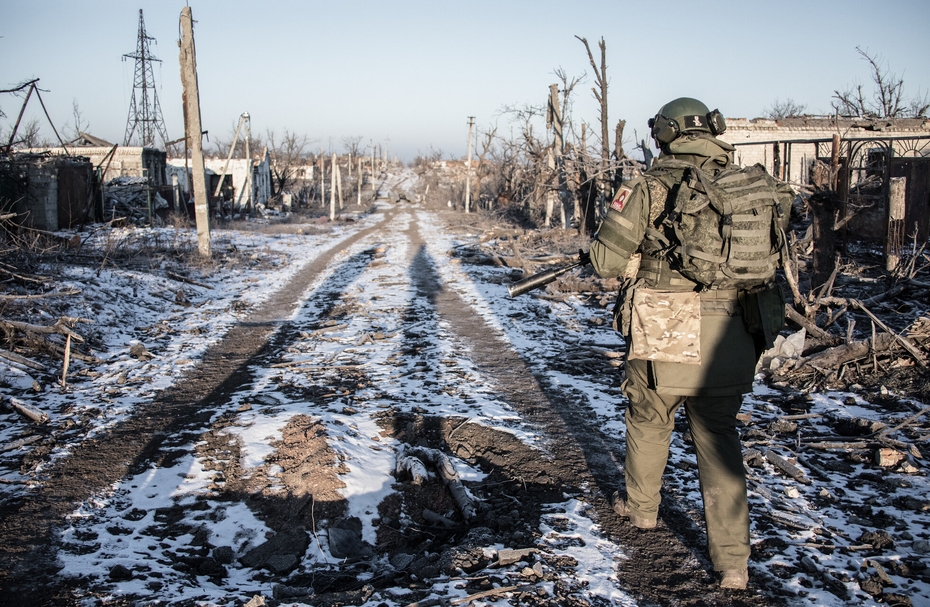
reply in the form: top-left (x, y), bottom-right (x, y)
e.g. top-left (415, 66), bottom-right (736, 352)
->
top-left (590, 97), bottom-right (793, 590)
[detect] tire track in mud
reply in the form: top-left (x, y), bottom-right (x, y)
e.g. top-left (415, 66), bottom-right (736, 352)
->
top-left (407, 217), bottom-right (780, 606)
top-left (0, 208), bottom-right (399, 601)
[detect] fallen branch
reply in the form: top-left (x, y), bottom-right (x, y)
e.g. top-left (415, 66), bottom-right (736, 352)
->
top-left (399, 445), bottom-right (477, 521)
top-left (0, 316), bottom-right (91, 343)
top-left (801, 441), bottom-right (870, 451)
top-left (766, 450), bottom-right (811, 485)
top-left (0, 348), bottom-right (47, 371)
top-left (790, 332), bottom-right (896, 375)
top-left (876, 406), bottom-right (930, 439)
top-left (8, 398), bottom-right (49, 424)
top-left (0, 289), bottom-right (81, 300)
top-left (0, 434), bottom-right (44, 453)
top-left (166, 271), bottom-right (211, 289)
top-left (853, 299), bottom-right (928, 368)
top-left (784, 305), bottom-right (841, 345)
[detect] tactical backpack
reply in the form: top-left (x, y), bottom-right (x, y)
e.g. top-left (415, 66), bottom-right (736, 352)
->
top-left (645, 159), bottom-right (791, 291)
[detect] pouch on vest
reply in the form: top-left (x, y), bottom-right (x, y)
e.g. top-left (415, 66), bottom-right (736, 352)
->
top-left (629, 288), bottom-right (702, 364)
top-left (612, 277), bottom-right (644, 335)
top-left (738, 282), bottom-right (786, 351)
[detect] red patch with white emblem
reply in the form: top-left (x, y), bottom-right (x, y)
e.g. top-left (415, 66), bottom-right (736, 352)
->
top-left (610, 186), bottom-right (632, 212)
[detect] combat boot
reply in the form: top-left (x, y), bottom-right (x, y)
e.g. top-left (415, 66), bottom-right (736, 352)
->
top-left (610, 491), bottom-right (656, 529)
top-left (719, 569), bottom-right (748, 590)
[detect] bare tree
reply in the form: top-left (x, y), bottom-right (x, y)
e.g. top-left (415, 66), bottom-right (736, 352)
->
top-left (266, 129), bottom-right (310, 197)
top-left (14, 117), bottom-right (44, 149)
top-left (63, 100), bottom-right (91, 143)
top-left (473, 125), bottom-right (497, 208)
top-left (342, 135), bottom-right (364, 157)
top-left (764, 98), bottom-right (808, 120)
top-left (832, 46), bottom-right (929, 118)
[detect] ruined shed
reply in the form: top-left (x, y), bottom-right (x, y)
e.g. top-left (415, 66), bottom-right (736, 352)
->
top-left (0, 153), bottom-right (95, 231)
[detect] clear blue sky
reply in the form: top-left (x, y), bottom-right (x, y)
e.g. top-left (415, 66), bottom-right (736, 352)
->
top-left (2, 0), bottom-right (928, 162)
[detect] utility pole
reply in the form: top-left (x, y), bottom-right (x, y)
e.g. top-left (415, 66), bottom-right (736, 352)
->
top-left (178, 6), bottom-right (210, 257)
top-left (213, 112), bottom-right (249, 199)
top-left (465, 116), bottom-right (474, 213)
top-left (123, 9), bottom-right (169, 148)
top-left (330, 152), bottom-right (337, 220)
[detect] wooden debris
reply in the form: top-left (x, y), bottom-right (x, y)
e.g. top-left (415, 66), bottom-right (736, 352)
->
top-left (853, 299), bottom-right (928, 368)
top-left (0, 434), bottom-right (44, 453)
top-left (422, 508), bottom-right (457, 527)
top-left (166, 271), bottom-right (211, 289)
top-left (396, 445), bottom-right (477, 521)
top-left (766, 450), bottom-right (812, 484)
top-left (789, 333), bottom-right (896, 375)
top-left (8, 398), bottom-right (49, 424)
top-left (0, 348), bottom-right (46, 371)
top-left (0, 289), bottom-right (81, 300)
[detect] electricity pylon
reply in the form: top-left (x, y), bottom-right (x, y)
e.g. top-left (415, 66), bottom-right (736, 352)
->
top-left (122, 9), bottom-right (169, 149)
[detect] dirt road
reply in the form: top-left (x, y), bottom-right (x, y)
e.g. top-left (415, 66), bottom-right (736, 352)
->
top-left (0, 197), bottom-right (847, 606)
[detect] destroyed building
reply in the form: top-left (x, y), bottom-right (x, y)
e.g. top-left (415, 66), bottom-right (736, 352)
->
top-left (721, 117), bottom-right (930, 245)
top-left (167, 150), bottom-right (273, 213)
top-left (0, 153), bottom-right (95, 231)
top-left (10, 135), bottom-right (177, 229)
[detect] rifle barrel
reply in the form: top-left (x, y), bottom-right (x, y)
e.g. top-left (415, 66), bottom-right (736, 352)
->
top-left (507, 262), bottom-right (582, 298)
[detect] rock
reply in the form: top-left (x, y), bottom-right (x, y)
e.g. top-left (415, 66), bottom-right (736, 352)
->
top-left (859, 574), bottom-right (883, 596)
top-left (265, 554), bottom-right (298, 574)
top-left (108, 564), bottom-right (133, 580)
top-left (390, 552), bottom-right (415, 570)
top-left (496, 548), bottom-right (536, 566)
top-left (439, 527), bottom-right (494, 575)
top-left (858, 529), bottom-right (895, 551)
top-left (327, 517), bottom-right (373, 559)
top-left (876, 447), bottom-right (906, 468)
top-left (197, 557), bottom-right (226, 578)
top-left (129, 342), bottom-right (153, 360)
top-left (239, 524), bottom-right (309, 571)
top-left (213, 546), bottom-right (234, 564)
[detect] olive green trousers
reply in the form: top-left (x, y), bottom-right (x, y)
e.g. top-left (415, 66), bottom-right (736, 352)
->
top-left (622, 358), bottom-right (751, 570)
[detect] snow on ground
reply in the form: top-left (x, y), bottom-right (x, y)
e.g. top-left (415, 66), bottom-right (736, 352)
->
top-left (1, 170), bottom-right (928, 605)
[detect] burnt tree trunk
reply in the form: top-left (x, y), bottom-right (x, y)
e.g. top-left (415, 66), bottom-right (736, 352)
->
top-left (809, 190), bottom-right (838, 290)
top-left (808, 141), bottom-right (843, 291)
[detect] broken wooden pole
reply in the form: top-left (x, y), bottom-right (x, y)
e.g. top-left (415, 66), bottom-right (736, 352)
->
top-left (61, 334), bottom-right (71, 389)
top-left (179, 6), bottom-right (211, 258)
top-left (886, 176), bottom-right (906, 272)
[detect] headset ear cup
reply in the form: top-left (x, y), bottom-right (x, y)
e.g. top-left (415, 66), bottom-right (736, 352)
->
top-left (654, 118), bottom-right (679, 144)
top-left (707, 109), bottom-right (727, 136)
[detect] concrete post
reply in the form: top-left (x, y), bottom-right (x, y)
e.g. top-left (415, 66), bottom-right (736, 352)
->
top-left (178, 6), bottom-right (210, 257)
top-left (465, 116), bottom-right (474, 213)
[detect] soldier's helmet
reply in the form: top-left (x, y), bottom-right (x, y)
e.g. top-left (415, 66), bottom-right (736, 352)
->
top-left (649, 97), bottom-right (727, 144)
